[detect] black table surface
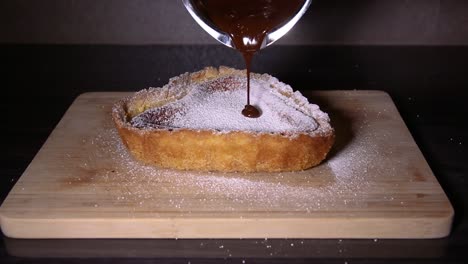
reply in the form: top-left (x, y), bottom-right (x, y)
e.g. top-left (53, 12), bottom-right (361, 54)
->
top-left (1, 44), bottom-right (467, 264)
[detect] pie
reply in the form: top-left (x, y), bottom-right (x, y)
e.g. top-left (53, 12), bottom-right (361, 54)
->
top-left (112, 66), bottom-right (334, 172)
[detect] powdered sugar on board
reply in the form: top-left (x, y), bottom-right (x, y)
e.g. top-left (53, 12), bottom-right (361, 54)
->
top-left (131, 75), bottom-right (330, 135)
top-left (80, 119), bottom-right (398, 213)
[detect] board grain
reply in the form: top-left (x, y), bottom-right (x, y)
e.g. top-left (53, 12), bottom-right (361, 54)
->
top-left (0, 91), bottom-right (453, 239)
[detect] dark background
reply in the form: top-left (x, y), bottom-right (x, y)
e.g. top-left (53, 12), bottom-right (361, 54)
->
top-left (1, 0), bottom-right (468, 45)
top-left (1, 0), bottom-right (468, 263)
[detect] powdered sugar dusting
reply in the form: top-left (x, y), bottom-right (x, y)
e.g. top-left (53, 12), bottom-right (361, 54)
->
top-left (86, 125), bottom-right (377, 212)
top-left (131, 75), bottom-right (328, 135)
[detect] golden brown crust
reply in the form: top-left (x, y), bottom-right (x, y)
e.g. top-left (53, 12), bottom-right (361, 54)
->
top-left (112, 67), bottom-right (335, 172)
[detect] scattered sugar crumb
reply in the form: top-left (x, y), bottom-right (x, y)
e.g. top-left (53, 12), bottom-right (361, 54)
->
top-left (84, 116), bottom-right (386, 213)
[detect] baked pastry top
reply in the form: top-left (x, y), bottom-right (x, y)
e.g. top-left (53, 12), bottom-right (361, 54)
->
top-left (112, 66), bottom-right (334, 172)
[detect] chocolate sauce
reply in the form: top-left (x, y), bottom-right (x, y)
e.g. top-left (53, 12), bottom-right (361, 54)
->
top-left (242, 104), bottom-right (261, 118)
top-left (194, 0), bottom-right (305, 118)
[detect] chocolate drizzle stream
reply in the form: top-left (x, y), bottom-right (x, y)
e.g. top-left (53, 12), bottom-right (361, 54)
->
top-left (194, 0), bottom-right (305, 118)
top-left (241, 52), bottom-right (261, 118)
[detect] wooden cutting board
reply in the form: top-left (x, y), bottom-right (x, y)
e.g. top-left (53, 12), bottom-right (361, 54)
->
top-left (0, 91), bottom-right (453, 239)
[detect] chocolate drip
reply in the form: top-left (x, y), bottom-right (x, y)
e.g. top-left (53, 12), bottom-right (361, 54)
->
top-left (194, 0), bottom-right (305, 118)
top-left (242, 104), bottom-right (261, 118)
